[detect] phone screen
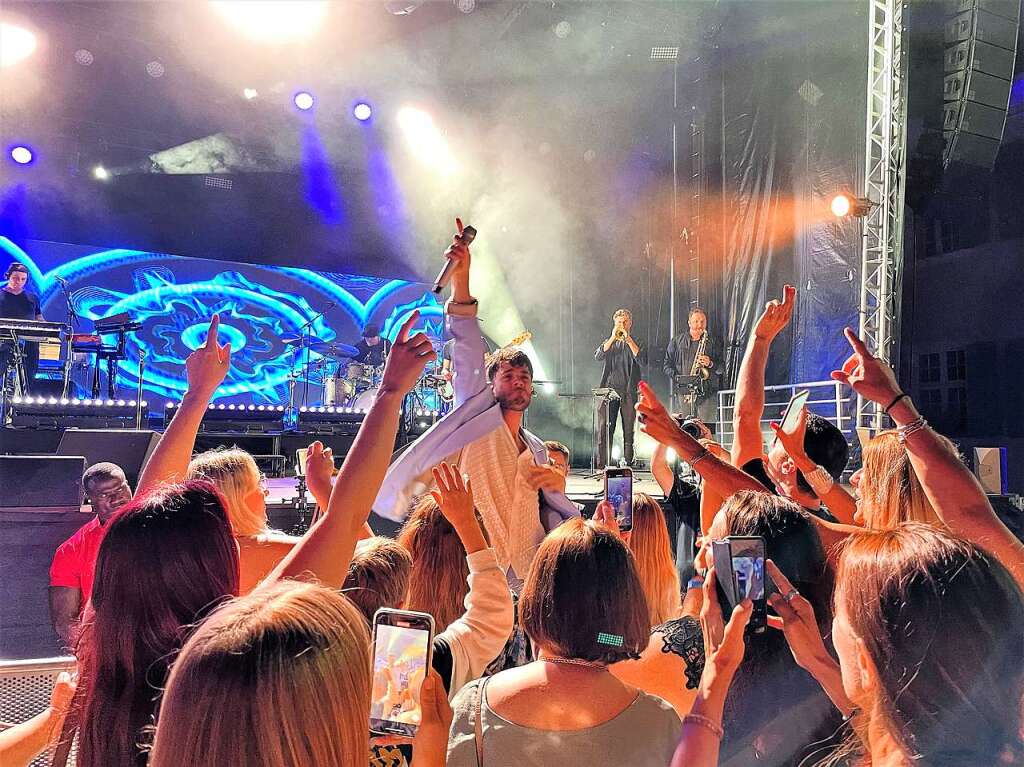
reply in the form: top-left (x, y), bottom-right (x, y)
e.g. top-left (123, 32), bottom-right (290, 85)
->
top-left (729, 537), bottom-right (767, 633)
top-left (369, 621), bottom-right (431, 736)
top-left (775, 389), bottom-right (810, 443)
top-left (605, 470), bottom-right (633, 531)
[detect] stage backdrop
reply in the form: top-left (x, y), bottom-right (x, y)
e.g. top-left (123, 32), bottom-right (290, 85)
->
top-left (0, 237), bottom-right (440, 404)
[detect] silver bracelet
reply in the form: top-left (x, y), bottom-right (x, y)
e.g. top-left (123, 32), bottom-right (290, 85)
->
top-left (897, 416), bottom-right (928, 444)
top-left (804, 464), bottom-right (835, 496)
top-left (688, 448), bottom-right (711, 467)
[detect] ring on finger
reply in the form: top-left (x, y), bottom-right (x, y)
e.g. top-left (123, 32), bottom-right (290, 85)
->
top-left (782, 588), bottom-right (799, 604)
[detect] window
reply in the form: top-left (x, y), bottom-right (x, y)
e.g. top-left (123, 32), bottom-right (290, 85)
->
top-left (918, 388), bottom-right (943, 421)
top-left (919, 353), bottom-right (941, 384)
top-left (946, 349), bottom-right (966, 381)
top-left (947, 386), bottom-right (967, 430)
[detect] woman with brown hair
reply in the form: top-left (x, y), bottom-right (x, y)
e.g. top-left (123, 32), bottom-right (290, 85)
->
top-left (446, 518), bottom-right (681, 766)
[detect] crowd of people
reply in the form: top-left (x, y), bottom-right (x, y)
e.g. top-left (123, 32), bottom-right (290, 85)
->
top-left (2, 219), bottom-right (1022, 767)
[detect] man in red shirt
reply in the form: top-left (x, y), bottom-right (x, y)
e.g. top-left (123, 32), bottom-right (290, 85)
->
top-left (48, 462), bottom-right (133, 649)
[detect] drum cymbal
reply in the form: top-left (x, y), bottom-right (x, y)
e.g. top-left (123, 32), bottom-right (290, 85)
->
top-left (308, 341), bottom-right (359, 357)
top-left (281, 334), bottom-right (327, 346)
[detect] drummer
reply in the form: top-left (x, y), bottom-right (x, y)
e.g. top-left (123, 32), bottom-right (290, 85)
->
top-left (353, 323), bottom-right (390, 368)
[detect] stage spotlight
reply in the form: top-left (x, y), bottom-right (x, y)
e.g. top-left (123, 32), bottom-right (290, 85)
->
top-left (830, 193), bottom-right (873, 218)
top-left (0, 22), bottom-right (37, 68)
top-left (146, 60), bottom-right (165, 78)
top-left (93, 165), bottom-right (110, 181)
top-left (74, 48), bottom-right (94, 66)
top-left (10, 145), bottom-right (33, 165)
top-left (294, 91), bottom-right (315, 111)
top-left (553, 20), bottom-right (572, 39)
top-left (397, 106), bottom-right (457, 175)
top-left (243, 87), bottom-right (259, 100)
top-left (353, 102), bottom-right (372, 121)
top-left (454, 0), bottom-right (476, 12)
top-left (209, 1), bottom-right (328, 43)
top-left (830, 194), bottom-right (851, 218)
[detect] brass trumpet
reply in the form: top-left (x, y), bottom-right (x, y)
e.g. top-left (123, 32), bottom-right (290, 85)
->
top-left (614, 327), bottom-right (627, 341)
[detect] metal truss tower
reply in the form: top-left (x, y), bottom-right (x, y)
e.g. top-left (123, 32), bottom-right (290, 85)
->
top-left (857, 0), bottom-right (909, 430)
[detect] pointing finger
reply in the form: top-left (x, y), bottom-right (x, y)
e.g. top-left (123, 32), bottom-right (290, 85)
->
top-left (843, 327), bottom-right (870, 357)
top-left (395, 311), bottom-right (420, 345)
top-left (781, 284), bottom-right (796, 306)
top-left (204, 314), bottom-right (220, 350)
top-left (455, 217), bottom-right (464, 236)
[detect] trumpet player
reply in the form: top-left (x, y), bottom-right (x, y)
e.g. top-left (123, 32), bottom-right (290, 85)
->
top-left (595, 308), bottom-right (647, 466)
top-left (664, 307), bottom-right (722, 430)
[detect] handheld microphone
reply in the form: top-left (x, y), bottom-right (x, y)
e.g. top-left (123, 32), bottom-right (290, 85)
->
top-left (431, 225), bottom-right (477, 295)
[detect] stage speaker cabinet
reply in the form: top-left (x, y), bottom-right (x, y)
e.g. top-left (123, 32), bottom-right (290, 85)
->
top-left (56, 429), bottom-right (160, 490)
top-left (942, 0), bottom-right (1021, 169)
top-left (974, 446), bottom-right (1008, 494)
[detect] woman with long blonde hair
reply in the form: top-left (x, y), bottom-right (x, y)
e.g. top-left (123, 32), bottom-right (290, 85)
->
top-left (627, 493), bottom-right (682, 624)
top-left (852, 430), bottom-right (946, 529)
top-left (187, 447), bottom-right (299, 593)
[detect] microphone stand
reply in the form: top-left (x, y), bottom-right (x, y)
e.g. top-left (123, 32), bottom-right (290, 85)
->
top-left (59, 280), bottom-right (78, 398)
top-left (135, 349), bottom-right (146, 430)
top-left (294, 303), bottom-right (334, 408)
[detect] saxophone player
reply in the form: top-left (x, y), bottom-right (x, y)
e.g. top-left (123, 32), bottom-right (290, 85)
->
top-left (664, 307), bottom-right (722, 431)
top-left (595, 309), bottom-right (647, 466)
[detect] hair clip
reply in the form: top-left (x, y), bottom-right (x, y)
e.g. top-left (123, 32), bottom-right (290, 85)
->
top-left (597, 632), bottom-right (624, 647)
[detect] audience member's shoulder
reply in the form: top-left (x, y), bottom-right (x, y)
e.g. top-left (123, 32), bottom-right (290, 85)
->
top-left (56, 516), bottom-right (102, 550)
top-left (653, 614), bottom-right (704, 690)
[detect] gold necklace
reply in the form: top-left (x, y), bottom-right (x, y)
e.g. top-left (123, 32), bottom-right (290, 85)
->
top-left (542, 656), bottom-right (608, 671)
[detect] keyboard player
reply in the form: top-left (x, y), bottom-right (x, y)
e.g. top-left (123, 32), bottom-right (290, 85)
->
top-left (1, 262), bottom-right (45, 393)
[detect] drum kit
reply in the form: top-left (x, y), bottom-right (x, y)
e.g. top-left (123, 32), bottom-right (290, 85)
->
top-left (282, 335), bottom-right (383, 410)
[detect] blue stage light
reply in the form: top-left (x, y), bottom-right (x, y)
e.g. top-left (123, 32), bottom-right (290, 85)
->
top-left (353, 102), bottom-right (372, 122)
top-left (9, 145), bottom-right (34, 165)
top-left (294, 91), bottom-right (315, 111)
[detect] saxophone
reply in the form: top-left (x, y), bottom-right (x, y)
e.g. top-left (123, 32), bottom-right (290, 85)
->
top-left (690, 331), bottom-right (711, 381)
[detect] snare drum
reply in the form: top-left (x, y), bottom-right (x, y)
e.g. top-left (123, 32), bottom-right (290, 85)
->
top-left (345, 362), bottom-right (366, 382)
top-left (324, 375), bottom-right (354, 405)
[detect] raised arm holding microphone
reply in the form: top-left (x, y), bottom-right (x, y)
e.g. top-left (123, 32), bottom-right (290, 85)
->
top-left (373, 218), bottom-right (579, 591)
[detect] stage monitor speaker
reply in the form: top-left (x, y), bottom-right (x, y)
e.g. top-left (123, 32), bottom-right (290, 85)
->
top-left (0, 456), bottom-right (84, 510)
top-left (0, 506), bottom-right (89, 660)
top-left (56, 429), bottom-right (160, 490)
top-left (943, 0), bottom-right (1020, 169)
top-left (974, 446), bottom-right (1008, 494)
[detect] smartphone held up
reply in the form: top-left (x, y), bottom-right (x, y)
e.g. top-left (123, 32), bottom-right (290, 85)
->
top-left (369, 608), bottom-right (435, 738)
top-left (711, 536), bottom-right (768, 634)
top-left (604, 466), bottom-right (633, 532)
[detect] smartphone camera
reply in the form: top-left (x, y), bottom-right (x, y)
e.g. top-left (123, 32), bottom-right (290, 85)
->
top-left (711, 536), bottom-right (768, 634)
top-left (369, 609), bottom-right (435, 738)
top-left (604, 467), bottom-right (634, 532)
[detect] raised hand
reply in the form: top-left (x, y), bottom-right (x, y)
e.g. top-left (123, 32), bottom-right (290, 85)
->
top-left (378, 310), bottom-right (436, 397)
top-left (592, 499), bottom-right (624, 540)
top-left (518, 449), bottom-right (567, 492)
top-left (444, 216), bottom-right (472, 281)
top-left (769, 406), bottom-right (810, 466)
top-left (636, 381), bottom-right (691, 451)
top-left (430, 462), bottom-right (476, 530)
top-left (185, 314), bottom-right (232, 398)
top-left (413, 670), bottom-right (454, 767)
top-left (830, 327), bottom-right (901, 405)
top-left (303, 441), bottom-right (335, 504)
top-left (765, 560), bottom-right (830, 672)
top-left (49, 670), bottom-right (77, 714)
top-left (700, 566), bottom-right (752, 678)
top-left (753, 284), bottom-right (796, 341)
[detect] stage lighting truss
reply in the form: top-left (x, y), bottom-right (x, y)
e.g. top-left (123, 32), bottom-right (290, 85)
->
top-left (11, 396), bottom-right (147, 412)
top-left (858, 0), bottom-right (908, 430)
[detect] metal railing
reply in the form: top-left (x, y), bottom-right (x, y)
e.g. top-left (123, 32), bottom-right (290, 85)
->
top-left (716, 380), bottom-right (854, 453)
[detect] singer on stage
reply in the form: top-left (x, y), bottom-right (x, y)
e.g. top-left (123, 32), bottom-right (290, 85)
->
top-left (0, 262), bottom-right (45, 394)
top-left (595, 308), bottom-right (646, 466)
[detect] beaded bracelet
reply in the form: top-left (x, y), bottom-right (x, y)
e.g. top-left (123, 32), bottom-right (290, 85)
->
top-left (897, 416), bottom-right (928, 444)
top-left (683, 714), bottom-right (724, 739)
